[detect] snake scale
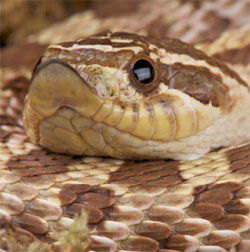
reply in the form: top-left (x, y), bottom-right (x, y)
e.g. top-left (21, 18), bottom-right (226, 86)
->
top-left (1, 1), bottom-right (250, 251)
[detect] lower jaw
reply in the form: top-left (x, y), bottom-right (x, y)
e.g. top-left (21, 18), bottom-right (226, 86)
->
top-left (38, 106), bottom-right (216, 161)
top-left (38, 106), bottom-right (161, 160)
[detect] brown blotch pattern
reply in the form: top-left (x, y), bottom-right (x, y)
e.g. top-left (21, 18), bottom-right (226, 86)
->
top-left (0, 125), bottom-right (249, 251)
top-left (160, 63), bottom-right (229, 107)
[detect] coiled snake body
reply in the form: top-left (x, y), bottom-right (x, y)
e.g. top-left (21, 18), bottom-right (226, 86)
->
top-left (1, 1), bottom-right (250, 251)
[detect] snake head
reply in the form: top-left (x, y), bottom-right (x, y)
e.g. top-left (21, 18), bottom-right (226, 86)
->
top-left (23, 32), bottom-right (249, 160)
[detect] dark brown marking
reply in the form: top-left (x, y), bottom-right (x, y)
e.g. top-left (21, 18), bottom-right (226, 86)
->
top-left (214, 214), bottom-right (249, 231)
top-left (145, 174), bottom-right (182, 187)
top-left (197, 189), bottom-right (233, 205)
top-left (121, 235), bottom-right (159, 251)
top-left (110, 169), bottom-right (144, 181)
top-left (111, 160), bottom-right (180, 187)
top-left (175, 218), bottom-right (211, 236)
top-left (64, 203), bottom-right (103, 224)
top-left (112, 178), bottom-right (143, 187)
top-left (213, 44), bottom-right (250, 65)
top-left (12, 213), bottom-right (48, 235)
top-left (61, 184), bottom-right (90, 193)
top-left (236, 187), bottom-right (250, 199)
top-left (166, 234), bottom-right (199, 251)
top-left (225, 199), bottom-right (250, 215)
top-left (43, 46), bottom-right (134, 70)
top-left (78, 37), bottom-right (112, 46)
top-left (226, 144), bottom-right (250, 176)
top-left (165, 63), bottom-right (230, 107)
top-left (13, 165), bottom-right (69, 177)
top-left (132, 168), bottom-right (178, 182)
top-left (204, 231), bottom-right (240, 249)
top-left (118, 160), bottom-right (178, 173)
top-left (148, 205), bottom-right (184, 225)
top-left (151, 36), bottom-right (248, 88)
top-left (226, 143), bottom-right (250, 158)
top-left (209, 182), bottom-right (243, 192)
top-left (134, 221), bottom-right (171, 240)
top-left (76, 192), bottom-right (115, 209)
top-left (109, 205), bottom-right (143, 224)
top-left (59, 189), bottom-right (76, 206)
top-left (187, 203), bottom-right (224, 221)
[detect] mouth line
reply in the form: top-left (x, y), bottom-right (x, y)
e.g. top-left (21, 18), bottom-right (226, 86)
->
top-left (34, 102), bottom-right (218, 161)
top-left (38, 105), bottom-right (132, 158)
top-left (38, 105), bottom-right (165, 159)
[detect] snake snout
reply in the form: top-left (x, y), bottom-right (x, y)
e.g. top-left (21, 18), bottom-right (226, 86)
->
top-left (27, 59), bottom-right (103, 118)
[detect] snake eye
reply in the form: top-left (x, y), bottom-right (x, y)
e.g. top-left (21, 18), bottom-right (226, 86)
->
top-left (130, 57), bottom-right (159, 93)
top-left (133, 59), bottom-right (155, 84)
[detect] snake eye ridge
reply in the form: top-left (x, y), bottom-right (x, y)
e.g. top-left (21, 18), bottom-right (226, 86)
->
top-left (133, 59), bottom-right (155, 84)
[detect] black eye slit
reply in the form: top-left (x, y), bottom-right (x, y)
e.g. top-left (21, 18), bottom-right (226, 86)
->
top-left (133, 59), bottom-right (155, 84)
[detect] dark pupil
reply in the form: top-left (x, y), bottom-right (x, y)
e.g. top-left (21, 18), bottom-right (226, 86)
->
top-left (133, 59), bottom-right (154, 84)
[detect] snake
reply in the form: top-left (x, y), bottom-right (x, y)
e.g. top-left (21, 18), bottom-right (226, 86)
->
top-left (1, 1), bottom-right (250, 252)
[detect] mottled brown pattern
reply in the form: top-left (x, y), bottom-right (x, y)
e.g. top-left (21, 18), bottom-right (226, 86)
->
top-left (162, 63), bottom-right (229, 107)
top-left (1, 0), bottom-right (250, 251)
top-left (0, 125), bottom-right (249, 251)
top-left (44, 31), bottom-right (248, 89)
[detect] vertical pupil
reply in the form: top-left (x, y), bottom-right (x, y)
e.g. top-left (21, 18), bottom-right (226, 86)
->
top-left (133, 59), bottom-right (154, 84)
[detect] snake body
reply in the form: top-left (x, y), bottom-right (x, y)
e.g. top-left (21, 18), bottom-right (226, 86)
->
top-left (1, 1), bottom-right (250, 251)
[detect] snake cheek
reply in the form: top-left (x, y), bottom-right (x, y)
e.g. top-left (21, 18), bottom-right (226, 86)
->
top-left (26, 59), bottom-right (103, 119)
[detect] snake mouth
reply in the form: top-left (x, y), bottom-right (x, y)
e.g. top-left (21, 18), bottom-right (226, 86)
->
top-left (27, 59), bottom-right (103, 119)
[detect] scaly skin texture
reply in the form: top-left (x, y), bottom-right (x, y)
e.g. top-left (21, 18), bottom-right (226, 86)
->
top-left (23, 32), bottom-right (250, 160)
top-left (1, 1), bottom-right (250, 251)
